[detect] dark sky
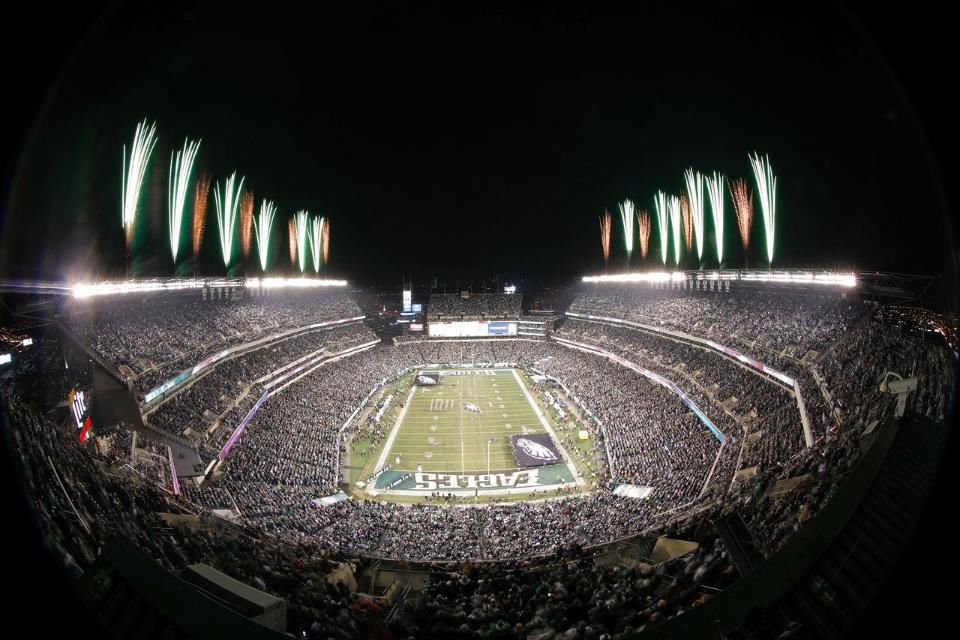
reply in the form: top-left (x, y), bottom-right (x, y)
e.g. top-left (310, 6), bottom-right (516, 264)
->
top-left (1, 0), bottom-right (957, 294)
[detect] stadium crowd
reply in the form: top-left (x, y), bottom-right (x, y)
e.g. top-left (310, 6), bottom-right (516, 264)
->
top-left (64, 288), bottom-right (362, 393)
top-left (145, 322), bottom-right (374, 448)
top-left (4, 285), bottom-right (954, 638)
top-left (428, 293), bottom-right (522, 320)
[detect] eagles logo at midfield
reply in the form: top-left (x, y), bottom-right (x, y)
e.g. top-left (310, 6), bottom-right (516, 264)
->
top-left (516, 437), bottom-right (558, 462)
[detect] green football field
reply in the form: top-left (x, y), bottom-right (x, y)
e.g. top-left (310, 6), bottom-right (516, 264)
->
top-left (381, 369), bottom-right (549, 474)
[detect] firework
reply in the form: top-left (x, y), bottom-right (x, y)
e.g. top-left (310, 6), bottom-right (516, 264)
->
top-left (706, 171), bottom-right (725, 265)
top-left (728, 177), bottom-right (754, 252)
top-left (668, 195), bottom-right (682, 266)
top-left (309, 216), bottom-right (323, 273)
top-left (192, 173), bottom-right (210, 257)
top-left (618, 199), bottom-right (635, 261)
top-left (213, 172), bottom-right (246, 268)
top-left (748, 152), bottom-right (777, 263)
top-left (683, 168), bottom-right (705, 260)
top-left (294, 210), bottom-right (310, 273)
top-left (240, 190), bottom-right (254, 259)
top-left (637, 210), bottom-right (651, 259)
top-left (288, 219), bottom-right (297, 266)
top-left (121, 119), bottom-right (158, 247)
top-left (599, 209), bottom-right (612, 265)
top-left (167, 138), bottom-right (200, 264)
top-left (680, 195), bottom-right (694, 253)
top-left (321, 217), bottom-right (330, 265)
top-left (254, 199), bottom-right (277, 272)
top-left (654, 191), bottom-right (670, 265)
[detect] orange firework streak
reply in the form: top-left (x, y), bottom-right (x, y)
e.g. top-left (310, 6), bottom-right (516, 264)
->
top-left (192, 174), bottom-right (211, 257)
top-left (728, 177), bottom-right (754, 250)
top-left (637, 210), bottom-right (651, 259)
top-left (288, 218), bottom-right (297, 266)
top-left (599, 209), bottom-right (612, 265)
top-left (321, 218), bottom-right (330, 265)
top-left (240, 190), bottom-right (254, 259)
top-left (680, 195), bottom-right (694, 252)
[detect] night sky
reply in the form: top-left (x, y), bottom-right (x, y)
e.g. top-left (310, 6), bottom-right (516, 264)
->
top-left (1, 0), bottom-right (957, 296)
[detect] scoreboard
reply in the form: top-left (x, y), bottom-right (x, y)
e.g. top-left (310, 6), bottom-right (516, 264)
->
top-left (427, 321), bottom-right (518, 337)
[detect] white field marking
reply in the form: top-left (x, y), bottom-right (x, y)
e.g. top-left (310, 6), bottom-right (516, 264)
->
top-left (376, 384), bottom-right (418, 472)
top-left (460, 371), bottom-right (465, 473)
top-left (510, 368), bottom-right (585, 487)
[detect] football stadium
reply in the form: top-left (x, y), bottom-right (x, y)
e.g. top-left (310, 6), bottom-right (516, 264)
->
top-left (0, 3), bottom-right (957, 640)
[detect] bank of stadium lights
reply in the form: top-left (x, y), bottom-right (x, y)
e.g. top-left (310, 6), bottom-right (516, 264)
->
top-left (71, 277), bottom-right (347, 299)
top-left (245, 277), bottom-right (348, 289)
top-left (581, 271), bottom-right (857, 288)
top-left (168, 138), bottom-right (201, 263)
top-left (121, 119), bottom-right (158, 247)
top-left (213, 172), bottom-right (246, 268)
top-left (749, 152), bottom-right (777, 264)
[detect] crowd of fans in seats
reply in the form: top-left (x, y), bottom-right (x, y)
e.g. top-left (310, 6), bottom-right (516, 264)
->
top-left (145, 322), bottom-right (373, 448)
top-left (427, 293), bottom-right (522, 320)
top-left (569, 285), bottom-right (868, 362)
top-left (555, 318), bottom-right (806, 471)
top-left (4, 285), bottom-right (954, 638)
top-left (64, 289), bottom-right (362, 394)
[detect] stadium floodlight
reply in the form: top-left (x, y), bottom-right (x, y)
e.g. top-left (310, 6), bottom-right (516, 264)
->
top-left (121, 119), bottom-right (158, 247)
top-left (245, 277), bottom-right (348, 289)
top-left (167, 138), bottom-right (201, 264)
top-left (618, 199), bottom-right (635, 261)
top-left (683, 168), bottom-right (705, 261)
top-left (749, 152), bottom-right (777, 264)
top-left (213, 172), bottom-right (245, 268)
top-left (581, 270), bottom-right (856, 288)
top-left (254, 200), bottom-right (277, 272)
top-left (706, 171), bottom-right (725, 265)
top-left (654, 191), bottom-right (670, 265)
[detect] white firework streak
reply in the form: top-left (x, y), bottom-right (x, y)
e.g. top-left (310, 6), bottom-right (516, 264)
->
top-left (668, 195), bottom-right (683, 266)
top-left (618, 198), bottom-right (635, 260)
top-left (749, 152), bottom-right (777, 264)
top-left (308, 215), bottom-right (323, 273)
top-left (167, 138), bottom-right (201, 263)
top-left (121, 119), bottom-right (158, 242)
top-left (706, 171), bottom-right (725, 265)
top-left (254, 199), bottom-right (277, 272)
top-left (213, 172), bottom-right (245, 268)
top-left (654, 191), bottom-right (670, 265)
top-left (294, 210), bottom-right (310, 273)
top-left (684, 168), bottom-right (705, 261)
